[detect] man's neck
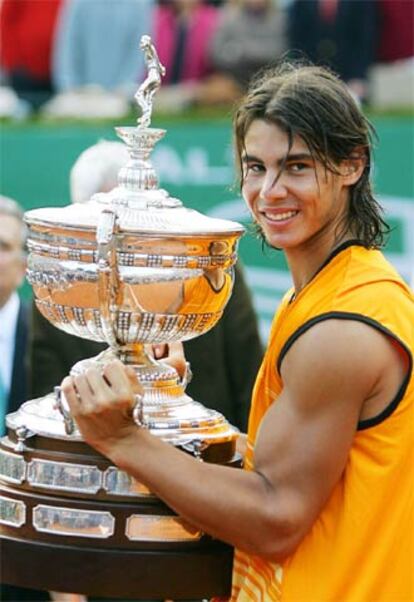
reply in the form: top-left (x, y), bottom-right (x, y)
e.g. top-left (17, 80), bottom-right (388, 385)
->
top-left (286, 232), bottom-right (354, 295)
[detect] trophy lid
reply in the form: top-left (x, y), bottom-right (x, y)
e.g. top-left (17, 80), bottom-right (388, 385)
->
top-left (25, 197), bottom-right (243, 237)
top-left (25, 36), bottom-right (244, 239)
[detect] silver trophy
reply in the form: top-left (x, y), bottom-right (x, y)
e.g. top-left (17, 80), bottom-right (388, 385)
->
top-left (7, 36), bottom-right (244, 453)
top-left (0, 36), bottom-right (243, 598)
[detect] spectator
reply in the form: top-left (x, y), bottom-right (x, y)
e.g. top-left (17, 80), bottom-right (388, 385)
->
top-left (155, 0), bottom-right (218, 85)
top-left (0, 196), bottom-right (28, 434)
top-left (209, 0), bottom-right (287, 94)
top-left (0, 195), bottom-right (50, 601)
top-left (376, 0), bottom-right (414, 63)
top-left (0, 0), bottom-right (62, 111)
top-left (369, 0), bottom-right (414, 109)
top-left (153, 0), bottom-right (228, 111)
top-left (287, 0), bottom-right (378, 104)
top-left (43, 0), bottom-right (153, 118)
top-left (31, 140), bottom-right (263, 432)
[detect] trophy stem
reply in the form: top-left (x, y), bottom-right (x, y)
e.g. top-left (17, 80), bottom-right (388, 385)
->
top-left (117, 342), bottom-right (154, 366)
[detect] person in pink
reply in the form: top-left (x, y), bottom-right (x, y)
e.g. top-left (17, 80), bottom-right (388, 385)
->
top-left (152, 0), bottom-right (238, 111)
top-left (155, 0), bottom-right (218, 85)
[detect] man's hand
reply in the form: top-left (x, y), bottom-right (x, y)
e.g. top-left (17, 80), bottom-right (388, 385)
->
top-left (61, 360), bottom-right (141, 456)
top-left (152, 342), bottom-right (187, 379)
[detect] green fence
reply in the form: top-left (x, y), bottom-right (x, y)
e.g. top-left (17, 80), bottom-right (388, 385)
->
top-left (1, 117), bottom-right (413, 339)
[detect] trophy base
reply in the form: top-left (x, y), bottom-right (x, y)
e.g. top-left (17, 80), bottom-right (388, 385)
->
top-left (0, 431), bottom-right (241, 599)
top-left (0, 534), bottom-right (233, 599)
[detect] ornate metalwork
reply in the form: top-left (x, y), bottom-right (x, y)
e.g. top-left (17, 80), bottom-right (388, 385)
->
top-left (104, 467), bottom-right (155, 498)
top-left (0, 449), bottom-right (26, 484)
top-left (33, 505), bottom-right (115, 538)
top-left (135, 34), bottom-right (166, 129)
top-left (126, 514), bottom-right (202, 542)
top-left (0, 495), bottom-right (26, 527)
top-left (28, 459), bottom-right (102, 494)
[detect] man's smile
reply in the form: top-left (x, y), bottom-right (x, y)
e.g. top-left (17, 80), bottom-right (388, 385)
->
top-left (259, 209), bottom-right (300, 223)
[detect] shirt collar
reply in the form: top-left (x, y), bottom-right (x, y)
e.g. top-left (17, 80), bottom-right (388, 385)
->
top-left (0, 291), bottom-right (20, 342)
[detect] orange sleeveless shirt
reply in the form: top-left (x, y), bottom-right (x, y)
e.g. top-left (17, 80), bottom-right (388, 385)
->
top-left (230, 242), bottom-right (414, 601)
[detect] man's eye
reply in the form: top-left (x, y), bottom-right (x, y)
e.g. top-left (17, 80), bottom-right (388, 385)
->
top-left (246, 164), bottom-right (264, 174)
top-left (289, 163), bottom-right (308, 172)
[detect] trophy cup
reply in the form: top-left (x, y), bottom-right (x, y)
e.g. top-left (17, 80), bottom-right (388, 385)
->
top-left (0, 36), bottom-right (244, 599)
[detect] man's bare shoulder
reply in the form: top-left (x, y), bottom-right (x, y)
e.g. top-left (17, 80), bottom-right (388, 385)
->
top-left (280, 317), bottom-right (408, 419)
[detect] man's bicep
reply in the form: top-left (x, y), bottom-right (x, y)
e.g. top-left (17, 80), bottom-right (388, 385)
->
top-left (253, 320), bottom-right (381, 532)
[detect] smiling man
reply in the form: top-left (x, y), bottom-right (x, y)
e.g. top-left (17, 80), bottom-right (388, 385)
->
top-left (62, 63), bottom-right (414, 602)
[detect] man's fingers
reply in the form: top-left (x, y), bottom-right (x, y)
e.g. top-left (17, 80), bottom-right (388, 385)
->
top-left (102, 360), bottom-right (135, 411)
top-left (167, 342), bottom-right (187, 379)
top-left (73, 373), bottom-right (95, 413)
top-left (124, 365), bottom-right (145, 396)
top-left (84, 367), bottom-right (113, 403)
top-left (62, 362), bottom-right (141, 420)
top-left (153, 344), bottom-right (168, 359)
top-left (61, 376), bottom-right (81, 415)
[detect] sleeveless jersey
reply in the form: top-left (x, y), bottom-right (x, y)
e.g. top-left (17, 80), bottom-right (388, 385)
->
top-left (231, 242), bottom-right (414, 601)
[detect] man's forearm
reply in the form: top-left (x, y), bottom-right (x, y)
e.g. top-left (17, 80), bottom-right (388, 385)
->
top-left (107, 427), bottom-right (281, 558)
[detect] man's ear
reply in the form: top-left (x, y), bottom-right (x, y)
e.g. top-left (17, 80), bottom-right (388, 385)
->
top-left (341, 148), bottom-right (367, 185)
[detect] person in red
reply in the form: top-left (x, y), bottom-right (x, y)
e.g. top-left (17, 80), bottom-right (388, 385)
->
top-left (376, 0), bottom-right (414, 63)
top-left (61, 62), bottom-right (414, 601)
top-left (0, 0), bottom-right (62, 109)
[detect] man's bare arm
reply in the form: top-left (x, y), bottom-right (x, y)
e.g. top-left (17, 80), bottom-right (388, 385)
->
top-left (62, 319), bottom-right (406, 561)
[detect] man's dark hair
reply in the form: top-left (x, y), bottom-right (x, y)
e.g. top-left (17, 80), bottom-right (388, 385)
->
top-left (233, 62), bottom-right (390, 248)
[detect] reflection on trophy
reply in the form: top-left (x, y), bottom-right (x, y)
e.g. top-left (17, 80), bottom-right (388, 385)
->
top-left (0, 36), bottom-right (244, 599)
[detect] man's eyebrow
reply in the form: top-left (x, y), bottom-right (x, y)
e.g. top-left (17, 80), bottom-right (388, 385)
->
top-left (241, 154), bottom-right (261, 164)
top-left (284, 153), bottom-right (314, 163)
top-left (241, 152), bottom-right (314, 165)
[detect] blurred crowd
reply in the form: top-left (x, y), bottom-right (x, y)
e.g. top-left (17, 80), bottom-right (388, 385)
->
top-left (0, 0), bottom-right (412, 120)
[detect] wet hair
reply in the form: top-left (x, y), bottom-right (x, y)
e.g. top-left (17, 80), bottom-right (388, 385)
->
top-left (234, 61), bottom-right (390, 248)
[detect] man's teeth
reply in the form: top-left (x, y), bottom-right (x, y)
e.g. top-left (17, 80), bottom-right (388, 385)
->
top-left (265, 210), bottom-right (297, 222)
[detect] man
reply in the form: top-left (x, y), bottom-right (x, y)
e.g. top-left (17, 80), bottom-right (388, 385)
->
top-left (0, 195), bottom-right (29, 433)
top-left (31, 140), bottom-right (262, 432)
top-left (0, 195), bottom-right (50, 602)
top-left (61, 63), bottom-right (413, 601)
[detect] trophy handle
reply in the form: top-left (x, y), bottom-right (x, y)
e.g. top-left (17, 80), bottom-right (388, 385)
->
top-left (54, 386), bottom-right (75, 435)
top-left (96, 209), bottom-right (120, 351)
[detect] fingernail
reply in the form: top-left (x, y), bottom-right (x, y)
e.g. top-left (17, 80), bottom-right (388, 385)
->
top-left (153, 345), bottom-right (163, 358)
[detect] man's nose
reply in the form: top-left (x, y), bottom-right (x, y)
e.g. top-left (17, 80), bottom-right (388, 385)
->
top-left (260, 171), bottom-right (287, 201)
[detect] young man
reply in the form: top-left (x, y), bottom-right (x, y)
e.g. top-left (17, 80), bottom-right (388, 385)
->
top-left (62, 63), bottom-right (414, 601)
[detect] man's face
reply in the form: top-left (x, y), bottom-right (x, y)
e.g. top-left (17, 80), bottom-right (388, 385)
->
top-left (0, 214), bottom-right (26, 307)
top-left (241, 119), bottom-right (351, 253)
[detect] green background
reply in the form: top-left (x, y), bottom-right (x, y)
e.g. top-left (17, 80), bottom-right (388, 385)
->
top-left (1, 116), bottom-right (413, 339)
